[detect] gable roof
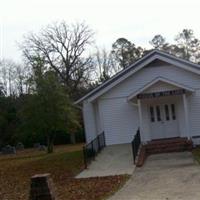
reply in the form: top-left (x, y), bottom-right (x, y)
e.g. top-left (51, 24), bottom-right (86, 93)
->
top-left (127, 77), bottom-right (195, 101)
top-left (75, 49), bottom-right (200, 104)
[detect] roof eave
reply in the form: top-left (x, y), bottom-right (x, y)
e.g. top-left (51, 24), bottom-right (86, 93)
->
top-left (74, 49), bottom-right (200, 105)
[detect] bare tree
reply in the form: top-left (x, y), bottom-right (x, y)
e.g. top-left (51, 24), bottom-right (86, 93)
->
top-left (15, 64), bottom-right (32, 95)
top-left (93, 48), bottom-right (118, 83)
top-left (21, 21), bottom-right (94, 99)
top-left (0, 59), bottom-right (30, 96)
top-left (0, 59), bottom-right (16, 95)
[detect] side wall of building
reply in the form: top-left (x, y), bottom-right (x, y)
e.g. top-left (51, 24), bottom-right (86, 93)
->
top-left (82, 101), bottom-right (97, 143)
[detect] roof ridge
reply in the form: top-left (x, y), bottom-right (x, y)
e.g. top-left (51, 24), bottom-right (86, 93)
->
top-left (75, 49), bottom-right (200, 104)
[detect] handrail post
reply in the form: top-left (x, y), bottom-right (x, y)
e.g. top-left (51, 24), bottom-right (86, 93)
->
top-left (103, 131), bottom-right (105, 147)
top-left (83, 146), bottom-right (87, 169)
top-left (97, 135), bottom-right (101, 151)
top-left (91, 140), bottom-right (95, 159)
top-left (131, 128), bottom-right (141, 165)
top-left (133, 138), bottom-right (136, 164)
top-left (82, 131), bottom-right (105, 169)
top-left (132, 141), bottom-right (134, 164)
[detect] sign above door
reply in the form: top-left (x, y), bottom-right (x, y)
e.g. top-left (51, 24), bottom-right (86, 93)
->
top-left (137, 89), bottom-right (186, 99)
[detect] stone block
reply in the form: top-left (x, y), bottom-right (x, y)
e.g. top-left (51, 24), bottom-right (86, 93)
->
top-left (30, 173), bottom-right (57, 200)
top-left (16, 142), bottom-right (24, 150)
top-left (2, 145), bottom-right (16, 154)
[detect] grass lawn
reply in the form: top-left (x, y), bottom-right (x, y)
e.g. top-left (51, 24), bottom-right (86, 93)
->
top-left (0, 144), bottom-right (129, 200)
top-left (192, 147), bottom-right (200, 162)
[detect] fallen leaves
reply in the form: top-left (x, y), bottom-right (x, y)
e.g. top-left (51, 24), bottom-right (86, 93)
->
top-left (57, 176), bottom-right (129, 200)
top-left (0, 144), bottom-right (129, 200)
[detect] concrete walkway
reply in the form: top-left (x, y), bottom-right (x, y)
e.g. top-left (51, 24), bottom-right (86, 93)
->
top-left (108, 152), bottom-right (200, 200)
top-left (76, 144), bottom-right (135, 178)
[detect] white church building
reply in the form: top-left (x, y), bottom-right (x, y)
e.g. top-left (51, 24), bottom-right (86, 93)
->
top-left (75, 50), bottom-right (200, 147)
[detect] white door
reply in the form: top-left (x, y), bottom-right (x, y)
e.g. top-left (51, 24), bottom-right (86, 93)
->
top-left (149, 103), bottom-right (179, 140)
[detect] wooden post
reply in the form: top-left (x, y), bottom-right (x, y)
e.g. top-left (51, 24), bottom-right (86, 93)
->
top-left (30, 174), bottom-right (57, 200)
top-left (137, 99), bottom-right (144, 142)
top-left (183, 94), bottom-right (190, 139)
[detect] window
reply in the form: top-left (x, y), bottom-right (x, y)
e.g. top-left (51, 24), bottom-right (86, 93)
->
top-left (150, 106), bottom-right (155, 122)
top-left (171, 104), bottom-right (176, 120)
top-left (156, 106), bottom-right (161, 121)
top-left (165, 104), bottom-right (170, 121)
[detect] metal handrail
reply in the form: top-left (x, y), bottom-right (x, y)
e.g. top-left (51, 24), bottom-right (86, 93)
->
top-left (83, 131), bottom-right (106, 168)
top-left (131, 128), bottom-right (141, 164)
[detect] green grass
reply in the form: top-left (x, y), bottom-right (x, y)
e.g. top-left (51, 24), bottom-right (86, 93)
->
top-left (192, 147), bottom-right (200, 163)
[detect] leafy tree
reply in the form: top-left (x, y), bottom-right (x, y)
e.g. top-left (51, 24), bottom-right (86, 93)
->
top-left (0, 96), bottom-right (19, 148)
top-left (150, 35), bottom-right (166, 49)
top-left (111, 38), bottom-right (144, 69)
top-left (22, 58), bottom-right (79, 153)
top-left (175, 29), bottom-right (200, 62)
top-left (150, 29), bottom-right (200, 63)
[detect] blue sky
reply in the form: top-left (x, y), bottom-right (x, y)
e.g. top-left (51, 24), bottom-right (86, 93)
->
top-left (1, 0), bottom-right (200, 62)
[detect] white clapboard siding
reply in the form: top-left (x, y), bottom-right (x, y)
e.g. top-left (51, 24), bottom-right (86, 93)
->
top-left (83, 101), bottom-right (97, 143)
top-left (143, 81), bottom-right (179, 93)
top-left (99, 98), bottom-right (139, 145)
top-left (83, 63), bottom-right (200, 145)
top-left (188, 90), bottom-right (200, 137)
top-left (101, 65), bottom-right (200, 99)
top-left (93, 102), bottom-right (103, 134)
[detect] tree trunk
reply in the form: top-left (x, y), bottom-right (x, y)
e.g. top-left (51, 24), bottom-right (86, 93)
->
top-left (47, 136), bottom-right (54, 153)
